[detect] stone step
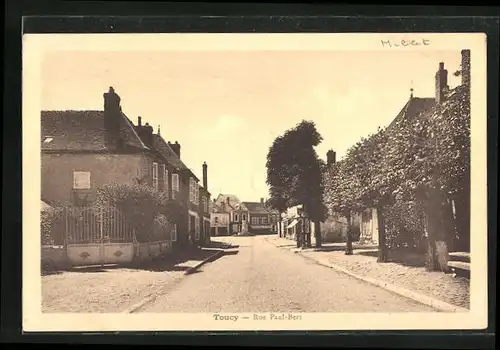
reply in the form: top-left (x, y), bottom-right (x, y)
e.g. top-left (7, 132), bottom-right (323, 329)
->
top-left (448, 260), bottom-right (470, 272)
top-left (449, 252), bottom-right (470, 263)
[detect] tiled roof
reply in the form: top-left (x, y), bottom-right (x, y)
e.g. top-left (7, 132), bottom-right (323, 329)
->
top-left (212, 201), bottom-right (232, 214)
top-left (41, 110), bottom-right (147, 151)
top-left (215, 194), bottom-right (241, 209)
top-left (387, 97), bottom-right (436, 131)
top-left (151, 134), bottom-right (200, 181)
top-left (242, 201), bottom-right (273, 214)
top-left (152, 134), bottom-right (188, 171)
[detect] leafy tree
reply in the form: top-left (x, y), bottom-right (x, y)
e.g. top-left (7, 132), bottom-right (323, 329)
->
top-left (382, 85), bottom-right (470, 271)
top-left (344, 128), bottom-right (392, 261)
top-left (96, 183), bottom-right (181, 243)
top-left (266, 120), bottom-right (328, 248)
top-left (323, 152), bottom-right (364, 255)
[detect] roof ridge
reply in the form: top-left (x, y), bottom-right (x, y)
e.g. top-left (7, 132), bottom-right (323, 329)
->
top-left (120, 112), bottom-right (149, 150)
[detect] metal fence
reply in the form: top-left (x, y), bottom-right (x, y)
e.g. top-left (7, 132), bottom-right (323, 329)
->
top-left (64, 206), bottom-right (135, 244)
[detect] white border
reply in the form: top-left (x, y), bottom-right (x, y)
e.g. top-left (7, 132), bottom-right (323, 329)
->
top-left (23, 33), bottom-right (488, 332)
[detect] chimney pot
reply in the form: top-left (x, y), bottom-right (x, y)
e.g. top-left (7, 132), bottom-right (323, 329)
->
top-left (327, 149), bottom-right (336, 165)
top-left (435, 62), bottom-right (448, 104)
top-left (461, 49), bottom-right (471, 88)
top-left (103, 86), bottom-right (121, 147)
top-left (202, 162), bottom-right (208, 189)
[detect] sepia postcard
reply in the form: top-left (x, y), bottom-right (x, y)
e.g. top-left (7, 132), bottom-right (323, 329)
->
top-left (23, 33), bottom-right (488, 332)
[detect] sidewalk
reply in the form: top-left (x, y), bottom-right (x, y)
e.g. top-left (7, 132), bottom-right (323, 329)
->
top-left (42, 241), bottom-right (231, 313)
top-left (266, 235), bottom-right (470, 310)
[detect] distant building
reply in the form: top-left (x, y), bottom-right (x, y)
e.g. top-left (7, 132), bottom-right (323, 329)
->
top-left (210, 194), bottom-right (279, 235)
top-left (241, 199), bottom-right (279, 234)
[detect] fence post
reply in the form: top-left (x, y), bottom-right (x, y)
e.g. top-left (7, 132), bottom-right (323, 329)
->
top-left (100, 206), bottom-right (104, 267)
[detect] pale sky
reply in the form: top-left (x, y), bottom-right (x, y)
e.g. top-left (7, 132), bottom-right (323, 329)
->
top-left (41, 50), bottom-right (462, 202)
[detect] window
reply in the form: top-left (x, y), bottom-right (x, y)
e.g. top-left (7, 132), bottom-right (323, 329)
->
top-left (234, 214), bottom-right (238, 222)
top-left (164, 168), bottom-right (169, 196)
top-left (189, 177), bottom-right (199, 204)
top-left (73, 171), bottom-right (91, 189)
top-left (152, 162), bottom-right (159, 191)
top-left (172, 173), bottom-right (179, 198)
top-left (215, 217), bottom-right (219, 224)
top-left (159, 164), bottom-right (165, 191)
top-left (171, 223), bottom-right (177, 241)
top-left (242, 214), bottom-right (246, 221)
top-left (260, 217), bottom-right (268, 225)
top-left (195, 218), bottom-right (200, 240)
top-left (251, 217), bottom-right (258, 225)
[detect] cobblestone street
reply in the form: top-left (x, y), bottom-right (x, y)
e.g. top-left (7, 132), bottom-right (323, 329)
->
top-left (137, 236), bottom-right (437, 313)
top-left (42, 247), bottom-right (222, 313)
top-left (266, 236), bottom-right (470, 309)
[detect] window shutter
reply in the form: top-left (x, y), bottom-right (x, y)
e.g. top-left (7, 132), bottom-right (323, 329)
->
top-left (152, 162), bottom-right (158, 191)
top-left (158, 164), bottom-right (165, 191)
top-left (164, 168), bottom-right (169, 195)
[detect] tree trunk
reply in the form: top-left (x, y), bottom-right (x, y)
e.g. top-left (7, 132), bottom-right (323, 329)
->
top-left (377, 206), bottom-right (388, 262)
top-left (345, 211), bottom-right (353, 255)
top-left (306, 219), bottom-right (312, 248)
top-left (424, 188), bottom-right (443, 272)
top-left (314, 220), bottom-right (322, 248)
top-left (296, 223), bottom-right (301, 248)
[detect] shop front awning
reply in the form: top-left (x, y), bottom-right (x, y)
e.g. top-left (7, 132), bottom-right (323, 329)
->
top-left (287, 219), bottom-right (299, 229)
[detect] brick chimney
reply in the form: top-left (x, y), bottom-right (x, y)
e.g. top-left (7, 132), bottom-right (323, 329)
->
top-left (461, 49), bottom-right (471, 88)
top-left (202, 162), bottom-right (208, 189)
top-left (135, 117), bottom-right (153, 148)
top-left (103, 86), bottom-right (122, 147)
top-left (168, 141), bottom-right (181, 158)
top-left (227, 196), bottom-right (230, 205)
top-left (435, 62), bottom-right (448, 104)
top-left (326, 149), bottom-right (336, 165)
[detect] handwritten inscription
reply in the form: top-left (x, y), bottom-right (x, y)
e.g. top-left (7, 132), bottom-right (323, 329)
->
top-left (381, 39), bottom-right (431, 48)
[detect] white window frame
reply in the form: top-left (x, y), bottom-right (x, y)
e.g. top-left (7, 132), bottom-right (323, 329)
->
top-left (171, 223), bottom-right (177, 241)
top-left (195, 217), bottom-right (200, 240)
top-left (73, 171), bottom-right (91, 190)
top-left (158, 164), bottom-right (165, 191)
top-left (152, 162), bottom-right (159, 191)
top-left (164, 168), bottom-right (169, 196)
top-left (172, 173), bottom-right (179, 198)
top-left (234, 214), bottom-right (238, 222)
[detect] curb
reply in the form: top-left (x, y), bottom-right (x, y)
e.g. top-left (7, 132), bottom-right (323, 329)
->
top-left (124, 243), bottom-right (232, 313)
top-left (297, 252), bottom-right (470, 313)
top-left (184, 248), bottom-right (227, 275)
top-left (265, 238), bottom-right (469, 313)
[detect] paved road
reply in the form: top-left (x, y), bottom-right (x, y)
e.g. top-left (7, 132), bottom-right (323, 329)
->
top-left (138, 236), bottom-right (436, 312)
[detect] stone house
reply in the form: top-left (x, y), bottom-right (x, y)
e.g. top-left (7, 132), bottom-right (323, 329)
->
top-left (210, 194), bottom-right (279, 235)
top-left (41, 86), bottom-right (211, 249)
top-left (41, 87), bottom-right (150, 207)
top-left (241, 199), bottom-right (279, 234)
